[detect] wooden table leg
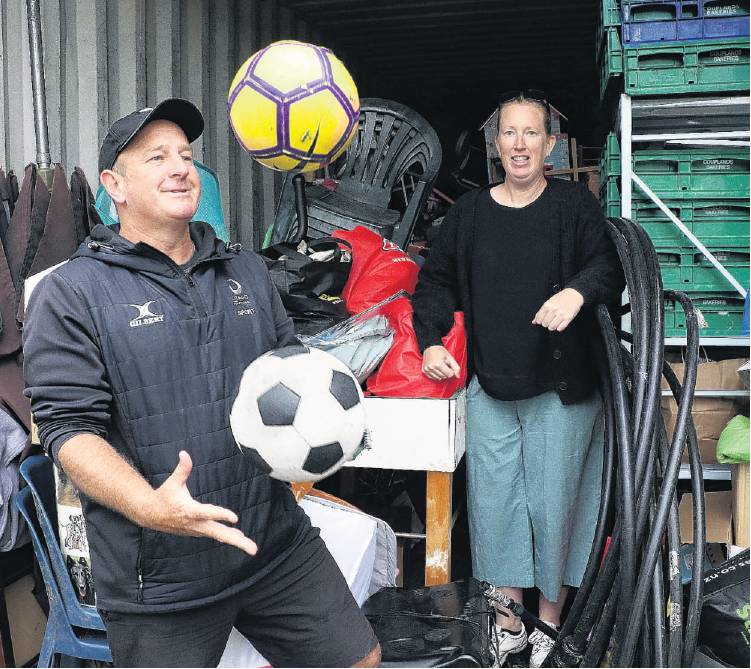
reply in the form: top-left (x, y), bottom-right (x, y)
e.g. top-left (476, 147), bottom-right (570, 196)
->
top-left (425, 470), bottom-right (452, 586)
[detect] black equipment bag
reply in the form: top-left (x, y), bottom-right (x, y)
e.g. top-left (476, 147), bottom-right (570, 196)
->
top-left (261, 237), bottom-right (352, 335)
top-left (363, 578), bottom-right (493, 667)
top-left (696, 548), bottom-right (749, 668)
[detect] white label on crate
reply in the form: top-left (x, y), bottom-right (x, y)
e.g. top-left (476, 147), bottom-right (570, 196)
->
top-left (706, 4), bottom-right (743, 16)
top-left (701, 159), bottom-right (735, 170)
top-left (712, 49), bottom-right (742, 63)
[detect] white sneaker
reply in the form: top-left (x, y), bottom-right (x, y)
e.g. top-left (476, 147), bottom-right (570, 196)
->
top-left (528, 624), bottom-right (557, 668)
top-left (491, 624), bottom-right (528, 667)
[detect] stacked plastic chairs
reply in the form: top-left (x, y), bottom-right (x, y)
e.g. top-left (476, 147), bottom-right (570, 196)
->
top-left (15, 455), bottom-right (111, 667)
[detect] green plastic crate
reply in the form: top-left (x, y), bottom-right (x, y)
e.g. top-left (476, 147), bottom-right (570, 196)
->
top-left (600, 177), bottom-right (750, 246)
top-left (656, 248), bottom-right (749, 292)
top-left (598, 26), bottom-right (624, 100)
top-left (599, 148), bottom-right (750, 197)
top-left (600, 0), bottom-right (622, 27)
top-left (631, 199), bottom-right (750, 247)
top-left (624, 38), bottom-right (750, 95)
top-left (599, 133), bottom-right (621, 186)
top-left (665, 291), bottom-right (746, 336)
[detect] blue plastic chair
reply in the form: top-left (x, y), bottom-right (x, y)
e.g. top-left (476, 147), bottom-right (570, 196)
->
top-left (94, 158), bottom-right (230, 242)
top-left (16, 456), bottom-right (111, 666)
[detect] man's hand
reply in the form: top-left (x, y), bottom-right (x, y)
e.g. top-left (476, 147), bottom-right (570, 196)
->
top-left (422, 345), bottom-right (461, 381)
top-left (144, 451), bottom-right (258, 556)
top-left (532, 288), bottom-right (584, 332)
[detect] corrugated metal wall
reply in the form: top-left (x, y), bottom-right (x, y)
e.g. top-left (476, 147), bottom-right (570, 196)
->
top-left (0, 0), bottom-right (332, 248)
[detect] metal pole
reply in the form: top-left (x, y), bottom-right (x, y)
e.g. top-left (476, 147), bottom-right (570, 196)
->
top-left (26, 0), bottom-right (52, 170)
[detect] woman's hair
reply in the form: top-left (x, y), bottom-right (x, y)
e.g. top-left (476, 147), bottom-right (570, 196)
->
top-left (498, 92), bottom-right (552, 136)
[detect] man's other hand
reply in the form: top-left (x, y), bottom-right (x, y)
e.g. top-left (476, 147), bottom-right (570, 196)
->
top-left (145, 451), bottom-right (258, 556)
top-left (532, 288), bottom-right (584, 332)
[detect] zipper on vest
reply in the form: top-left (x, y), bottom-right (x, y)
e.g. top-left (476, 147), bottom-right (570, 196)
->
top-left (161, 260), bottom-right (207, 318)
top-left (183, 269), bottom-right (209, 317)
top-left (137, 552), bottom-right (144, 602)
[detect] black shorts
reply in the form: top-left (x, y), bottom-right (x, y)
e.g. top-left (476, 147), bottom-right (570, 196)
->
top-left (99, 531), bottom-right (379, 667)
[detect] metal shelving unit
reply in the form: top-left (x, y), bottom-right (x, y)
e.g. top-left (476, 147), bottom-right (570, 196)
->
top-left (618, 93), bottom-right (749, 300)
top-left (618, 93), bottom-right (749, 484)
top-left (664, 336), bottom-right (749, 346)
top-left (679, 463), bottom-right (732, 481)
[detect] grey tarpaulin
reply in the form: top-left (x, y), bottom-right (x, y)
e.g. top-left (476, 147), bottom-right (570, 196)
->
top-left (0, 405), bottom-right (29, 551)
top-left (299, 292), bottom-right (407, 383)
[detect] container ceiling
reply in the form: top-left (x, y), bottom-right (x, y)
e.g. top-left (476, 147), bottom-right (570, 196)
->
top-left (282, 0), bottom-right (605, 152)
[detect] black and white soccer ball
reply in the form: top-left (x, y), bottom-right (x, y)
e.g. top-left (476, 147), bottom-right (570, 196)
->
top-left (230, 344), bottom-right (367, 482)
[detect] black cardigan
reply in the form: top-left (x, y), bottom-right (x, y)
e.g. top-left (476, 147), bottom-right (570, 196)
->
top-left (412, 179), bottom-right (626, 404)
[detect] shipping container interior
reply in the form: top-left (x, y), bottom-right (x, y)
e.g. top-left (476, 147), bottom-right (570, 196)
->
top-left (291, 0), bottom-right (610, 193)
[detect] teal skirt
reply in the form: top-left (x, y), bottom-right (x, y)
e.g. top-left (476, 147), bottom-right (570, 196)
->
top-left (465, 376), bottom-right (604, 603)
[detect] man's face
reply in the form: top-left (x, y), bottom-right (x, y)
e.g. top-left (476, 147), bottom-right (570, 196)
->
top-left (111, 119), bottom-right (201, 225)
top-left (495, 102), bottom-right (556, 185)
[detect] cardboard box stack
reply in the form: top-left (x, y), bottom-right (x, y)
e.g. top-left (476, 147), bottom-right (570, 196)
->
top-left (666, 358), bottom-right (748, 547)
top-left (661, 358), bottom-right (746, 464)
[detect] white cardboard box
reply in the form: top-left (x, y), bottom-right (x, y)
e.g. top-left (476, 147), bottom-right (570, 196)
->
top-left (346, 390), bottom-right (466, 472)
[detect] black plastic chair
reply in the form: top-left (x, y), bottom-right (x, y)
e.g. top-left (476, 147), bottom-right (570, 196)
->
top-left (16, 455), bottom-right (111, 666)
top-left (270, 98), bottom-right (442, 250)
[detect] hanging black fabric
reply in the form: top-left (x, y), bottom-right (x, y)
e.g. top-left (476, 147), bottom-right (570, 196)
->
top-left (70, 167), bottom-right (102, 244)
top-left (262, 237), bottom-right (352, 335)
top-left (0, 168), bottom-right (13, 245)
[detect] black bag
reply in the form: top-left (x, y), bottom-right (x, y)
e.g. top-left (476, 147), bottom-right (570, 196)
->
top-left (363, 578), bottom-right (493, 667)
top-left (696, 548), bottom-right (749, 668)
top-left (262, 237), bottom-right (352, 335)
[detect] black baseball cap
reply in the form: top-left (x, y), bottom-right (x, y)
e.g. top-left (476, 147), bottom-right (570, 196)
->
top-left (98, 98), bottom-right (204, 174)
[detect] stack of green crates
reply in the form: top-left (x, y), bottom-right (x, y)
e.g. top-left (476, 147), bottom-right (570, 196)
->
top-left (596, 1), bottom-right (750, 337)
top-left (597, 0), bottom-right (624, 100)
top-left (600, 134), bottom-right (750, 336)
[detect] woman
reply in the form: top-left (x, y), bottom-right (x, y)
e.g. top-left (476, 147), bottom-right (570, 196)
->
top-left (412, 91), bottom-right (624, 667)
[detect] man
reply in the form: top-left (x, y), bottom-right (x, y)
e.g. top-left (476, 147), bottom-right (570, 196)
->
top-left (23, 98), bottom-right (381, 668)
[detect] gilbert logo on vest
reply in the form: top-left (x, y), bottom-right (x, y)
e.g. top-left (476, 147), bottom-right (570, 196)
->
top-left (227, 279), bottom-right (255, 317)
top-left (128, 301), bottom-right (165, 328)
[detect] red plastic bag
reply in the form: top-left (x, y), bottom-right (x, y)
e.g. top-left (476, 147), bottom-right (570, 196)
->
top-left (333, 226), bottom-right (420, 314)
top-left (367, 297), bottom-right (467, 399)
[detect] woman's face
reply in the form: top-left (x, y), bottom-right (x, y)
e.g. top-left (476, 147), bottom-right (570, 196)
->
top-left (495, 102), bottom-right (556, 186)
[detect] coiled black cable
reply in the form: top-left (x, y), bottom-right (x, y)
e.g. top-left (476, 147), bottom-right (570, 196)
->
top-left (540, 217), bottom-right (702, 668)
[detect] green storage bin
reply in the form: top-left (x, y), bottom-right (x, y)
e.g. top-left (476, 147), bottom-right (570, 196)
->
top-left (600, 136), bottom-right (749, 197)
top-left (665, 291), bottom-right (746, 336)
top-left (633, 199), bottom-right (750, 247)
top-left (624, 38), bottom-right (750, 95)
top-left (603, 200), bottom-right (622, 218)
top-left (601, 0), bottom-right (622, 27)
top-left (657, 248), bottom-right (749, 292)
top-left (633, 151), bottom-right (750, 198)
top-left (599, 133), bottom-right (621, 185)
top-left (598, 27), bottom-right (625, 102)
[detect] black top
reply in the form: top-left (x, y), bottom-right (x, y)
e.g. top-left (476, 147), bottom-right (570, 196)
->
top-left (412, 179), bottom-right (626, 405)
top-left (471, 188), bottom-right (555, 400)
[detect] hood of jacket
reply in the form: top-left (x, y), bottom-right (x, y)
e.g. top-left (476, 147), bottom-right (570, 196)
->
top-left (71, 220), bottom-right (238, 274)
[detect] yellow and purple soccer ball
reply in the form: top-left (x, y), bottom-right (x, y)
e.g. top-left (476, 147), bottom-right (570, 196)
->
top-left (228, 40), bottom-right (360, 173)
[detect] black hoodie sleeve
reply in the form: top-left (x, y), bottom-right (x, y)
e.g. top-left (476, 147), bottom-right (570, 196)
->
top-left (412, 197), bottom-right (464, 352)
top-left (565, 182), bottom-right (625, 307)
top-left (23, 271), bottom-right (112, 463)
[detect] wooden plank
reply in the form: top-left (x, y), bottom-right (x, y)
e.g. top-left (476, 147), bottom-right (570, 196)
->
top-left (571, 137), bottom-right (579, 182)
top-left (732, 462), bottom-right (749, 547)
top-left (424, 470), bottom-right (452, 585)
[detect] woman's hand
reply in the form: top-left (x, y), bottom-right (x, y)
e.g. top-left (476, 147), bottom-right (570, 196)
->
top-left (532, 288), bottom-right (584, 332)
top-left (422, 345), bottom-right (461, 381)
